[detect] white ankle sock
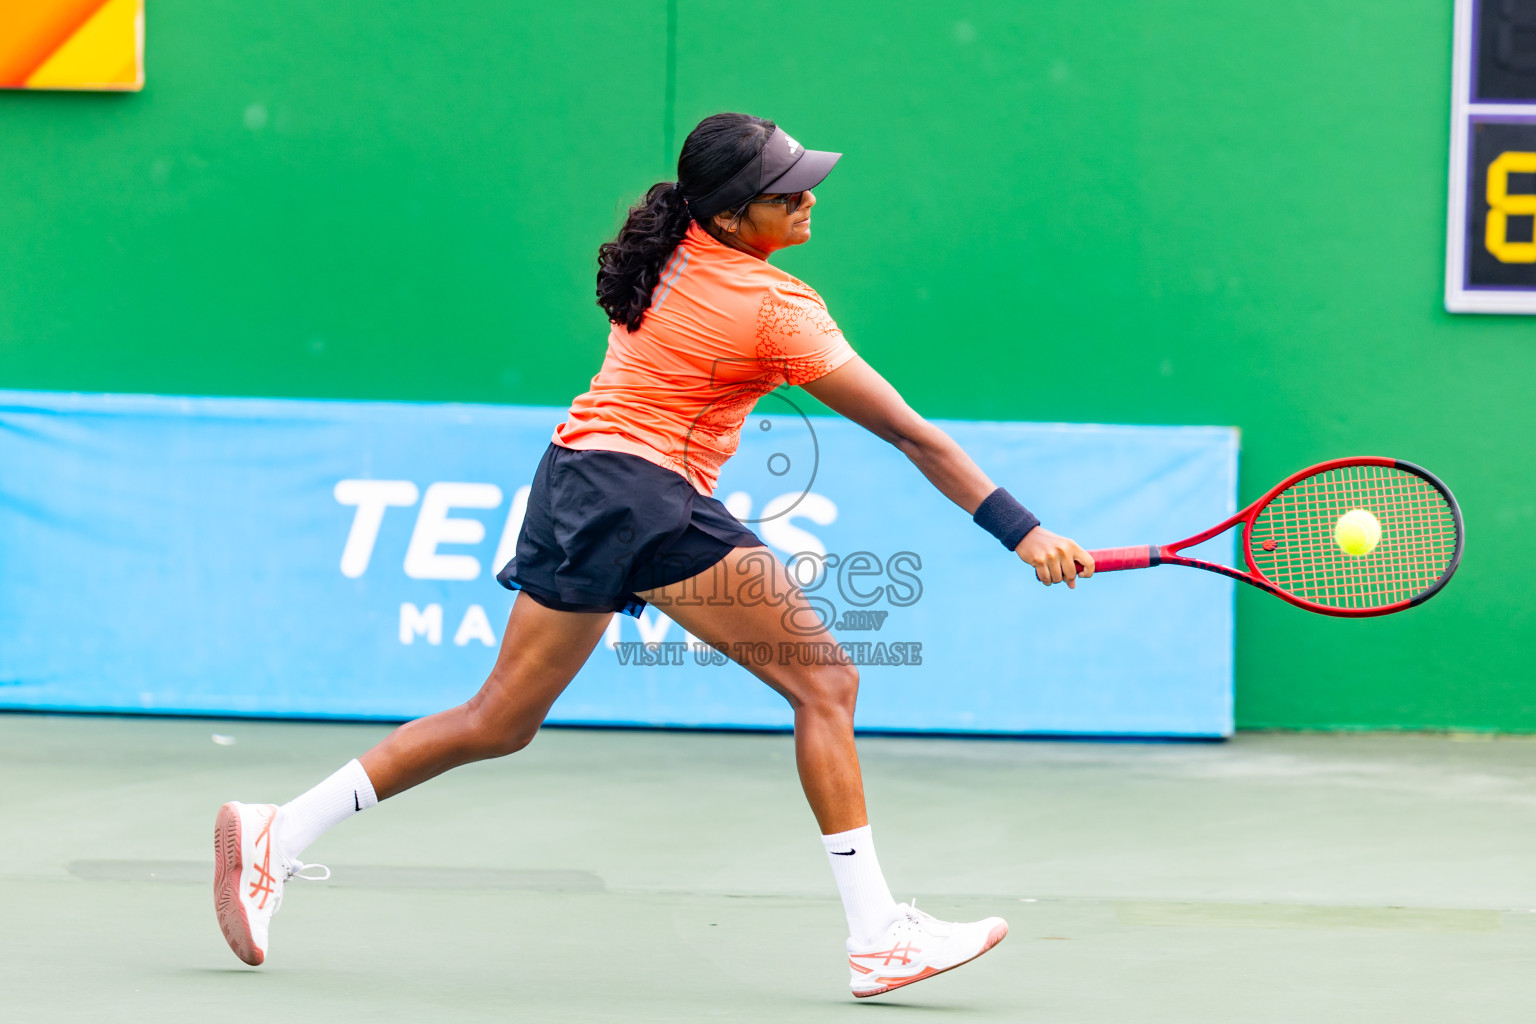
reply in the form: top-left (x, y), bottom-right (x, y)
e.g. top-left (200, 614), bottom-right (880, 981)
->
top-left (822, 824), bottom-right (901, 947)
top-left (275, 759), bottom-right (378, 863)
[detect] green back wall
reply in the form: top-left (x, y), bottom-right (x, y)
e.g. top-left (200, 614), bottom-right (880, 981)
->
top-left (1, 1), bottom-right (1526, 731)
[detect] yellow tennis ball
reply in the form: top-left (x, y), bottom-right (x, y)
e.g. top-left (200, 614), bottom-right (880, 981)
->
top-left (1334, 509), bottom-right (1382, 556)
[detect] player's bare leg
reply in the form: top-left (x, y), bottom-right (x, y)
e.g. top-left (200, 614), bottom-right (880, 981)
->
top-left (636, 546), bottom-right (1008, 997)
top-left (359, 595), bottom-right (613, 798)
top-left (215, 594), bottom-right (610, 964)
top-left (639, 546), bottom-right (865, 832)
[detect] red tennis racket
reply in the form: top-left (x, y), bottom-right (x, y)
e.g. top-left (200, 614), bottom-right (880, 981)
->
top-left (1080, 457), bottom-right (1463, 617)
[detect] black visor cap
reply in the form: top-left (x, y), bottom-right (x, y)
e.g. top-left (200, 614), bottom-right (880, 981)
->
top-left (688, 126), bottom-right (841, 221)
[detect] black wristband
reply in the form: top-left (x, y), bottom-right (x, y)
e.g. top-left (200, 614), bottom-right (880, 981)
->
top-left (973, 487), bottom-right (1041, 551)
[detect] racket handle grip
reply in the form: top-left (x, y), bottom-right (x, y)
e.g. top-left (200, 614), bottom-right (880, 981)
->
top-left (1077, 545), bottom-right (1158, 574)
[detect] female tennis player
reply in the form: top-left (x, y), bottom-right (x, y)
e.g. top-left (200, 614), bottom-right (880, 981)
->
top-left (214, 112), bottom-right (1094, 998)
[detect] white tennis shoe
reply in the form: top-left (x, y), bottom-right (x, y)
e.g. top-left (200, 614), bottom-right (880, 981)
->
top-left (847, 902), bottom-right (1008, 998)
top-left (213, 801), bottom-right (329, 965)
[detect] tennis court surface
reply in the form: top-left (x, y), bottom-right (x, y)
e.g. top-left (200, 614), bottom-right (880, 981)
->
top-left (4, 715), bottom-right (1534, 1022)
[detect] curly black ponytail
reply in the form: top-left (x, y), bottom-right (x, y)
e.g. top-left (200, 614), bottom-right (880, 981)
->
top-left (596, 112), bottom-right (775, 331)
top-left (595, 182), bottom-right (692, 332)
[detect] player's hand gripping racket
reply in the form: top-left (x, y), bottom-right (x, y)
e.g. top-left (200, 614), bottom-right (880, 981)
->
top-left (1080, 458), bottom-right (1463, 616)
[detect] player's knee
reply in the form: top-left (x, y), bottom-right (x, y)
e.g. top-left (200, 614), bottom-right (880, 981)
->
top-left (461, 699), bottom-right (539, 759)
top-left (805, 661), bottom-right (860, 717)
top-left (468, 720), bottom-right (537, 759)
top-left (490, 725), bottom-right (539, 758)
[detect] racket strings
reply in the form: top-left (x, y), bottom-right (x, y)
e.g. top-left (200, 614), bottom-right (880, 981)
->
top-left (1248, 465), bottom-right (1458, 610)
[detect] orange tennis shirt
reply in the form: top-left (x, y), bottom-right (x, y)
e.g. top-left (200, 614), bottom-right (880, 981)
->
top-left (553, 221), bottom-right (857, 495)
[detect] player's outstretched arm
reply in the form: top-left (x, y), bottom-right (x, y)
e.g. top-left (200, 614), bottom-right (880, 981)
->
top-left (801, 356), bottom-right (1094, 587)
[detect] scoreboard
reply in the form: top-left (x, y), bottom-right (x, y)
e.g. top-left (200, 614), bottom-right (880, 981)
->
top-left (1447, 0), bottom-right (1536, 313)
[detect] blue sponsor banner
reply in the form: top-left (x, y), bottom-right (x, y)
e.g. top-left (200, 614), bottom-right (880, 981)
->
top-left (0, 389), bottom-right (1236, 736)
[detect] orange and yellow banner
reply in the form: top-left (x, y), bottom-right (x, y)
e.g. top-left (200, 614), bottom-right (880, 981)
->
top-left (0, 0), bottom-right (143, 91)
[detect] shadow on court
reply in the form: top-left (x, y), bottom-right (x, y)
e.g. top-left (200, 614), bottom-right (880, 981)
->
top-left (4, 714), bottom-right (1534, 1022)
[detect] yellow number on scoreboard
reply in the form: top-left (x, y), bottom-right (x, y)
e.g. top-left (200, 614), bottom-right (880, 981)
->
top-left (1486, 151), bottom-right (1536, 264)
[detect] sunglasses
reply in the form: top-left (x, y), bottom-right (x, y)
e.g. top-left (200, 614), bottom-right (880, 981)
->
top-left (745, 191), bottom-right (807, 216)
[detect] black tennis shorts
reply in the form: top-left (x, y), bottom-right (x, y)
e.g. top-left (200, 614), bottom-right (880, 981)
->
top-left (496, 442), bottom-right (763, 617)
